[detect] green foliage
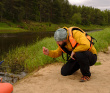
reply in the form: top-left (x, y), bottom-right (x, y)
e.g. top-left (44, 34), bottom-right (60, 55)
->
top-left (0, 22), bottom-right (27, 33)
top-left (71, 13), bottom-right (82, 24)
top-left (0, 0), bottom-right (110, 26)
top-left (0, 23), bottom-right (9, 27)
top-left (89, 28), bottom-right (110, 52)
top-left (0, 21), bottom-right (106, 33)
top-left (3, 37), bottom-right (59, 73)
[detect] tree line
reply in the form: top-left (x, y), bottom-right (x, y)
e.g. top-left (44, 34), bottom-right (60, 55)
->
top-left (0, 0), bottom-right (110, 26)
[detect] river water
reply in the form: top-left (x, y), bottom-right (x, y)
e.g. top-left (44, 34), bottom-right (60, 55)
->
top-left (0, 31), bottom-right (54, 56)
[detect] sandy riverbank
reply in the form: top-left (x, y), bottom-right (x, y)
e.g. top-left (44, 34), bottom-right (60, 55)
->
top-left (13, 47), bottom-right (110, 93)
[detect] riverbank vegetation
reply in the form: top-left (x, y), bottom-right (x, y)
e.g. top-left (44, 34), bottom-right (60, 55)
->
top-left (2, 27), bottom-right (110, 73)
top-left (0, 21), bottom-right (107, 33)
top-left (0, 22), bottom-right (27, 33)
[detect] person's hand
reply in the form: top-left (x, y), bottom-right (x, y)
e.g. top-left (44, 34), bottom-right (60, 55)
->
top-left (43, 47), bottom-right (49, 55)
top-left (71, 51), bottom-right (75, 60)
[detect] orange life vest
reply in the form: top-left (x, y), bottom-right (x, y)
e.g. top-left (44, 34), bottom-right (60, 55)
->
top-left (58, 27), bottom-right (95, 53)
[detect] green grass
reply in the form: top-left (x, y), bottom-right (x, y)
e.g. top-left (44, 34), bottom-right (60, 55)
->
top-left (2, 27), bottom-right (110, 73)
top-left (95, 62), bottom-right (101, 65)
top-left (89, 27), bottom-right (110, 52)
top-left (0, 22), bottom-right (27, 33)
top-left (0, 21), bottom-right (107, 33)
top-left (3, 37), bottom-right (62, 73)
top-left (78, 24), bottom-right (107, 31)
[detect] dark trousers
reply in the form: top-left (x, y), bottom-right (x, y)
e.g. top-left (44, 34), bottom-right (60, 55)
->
top-left (61, 51), bottom-right (97, 77)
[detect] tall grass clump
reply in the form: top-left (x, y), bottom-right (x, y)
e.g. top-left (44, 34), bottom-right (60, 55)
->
top-left (24, 37), bottom-right (66, 72)
top-left (89, 27), bottom-right (110, 52)
top-left (3, 27), bottom-right (110, 73)
top-left (3, 37), bottom-right (63, 73)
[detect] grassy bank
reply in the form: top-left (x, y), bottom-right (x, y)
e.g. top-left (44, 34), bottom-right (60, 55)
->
top-left (0, 21), bottom-right (107, 33)
top-left (0, 22), bottom-right (27, 33)
top-left (2, 27), bottom-right (110, 73)
top-left (89, 28), bottom-right (110, 52)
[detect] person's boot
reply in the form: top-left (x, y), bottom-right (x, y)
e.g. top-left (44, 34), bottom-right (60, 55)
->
top-left (80, 76), bottom-right (90, 82)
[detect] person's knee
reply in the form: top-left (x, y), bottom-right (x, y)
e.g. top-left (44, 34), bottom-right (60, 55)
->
top-left (61, 68), bottom-right (68, 76)
top-left (61, 72), bottom-right (67, 76)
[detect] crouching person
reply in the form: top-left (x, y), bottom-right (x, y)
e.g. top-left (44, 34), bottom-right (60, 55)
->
top-left (43, 27), bottom-right (97, 82)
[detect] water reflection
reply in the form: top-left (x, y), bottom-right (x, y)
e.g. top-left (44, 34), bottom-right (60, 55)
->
top-left (0, 31), bottom-right (54, 56)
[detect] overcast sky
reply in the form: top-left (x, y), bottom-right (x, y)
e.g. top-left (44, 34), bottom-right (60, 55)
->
top-left (68, 0), bottom-right (110, 11)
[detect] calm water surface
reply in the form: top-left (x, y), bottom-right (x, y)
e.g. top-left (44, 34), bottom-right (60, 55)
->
top-left (0, 31), bottom-right (54, 56)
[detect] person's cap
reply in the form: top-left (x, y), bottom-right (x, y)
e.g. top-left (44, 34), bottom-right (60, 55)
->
top-left (54, 28), bottom-right (67, 41)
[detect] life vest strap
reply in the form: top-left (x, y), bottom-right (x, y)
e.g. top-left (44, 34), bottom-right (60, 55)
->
top-left (72, 28), bottom-right (84, 33)
top-left (62, 52), bottom-right (70, 61)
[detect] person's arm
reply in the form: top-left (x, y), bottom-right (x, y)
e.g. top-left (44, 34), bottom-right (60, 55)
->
top-left (43, 46), bottom-right (62, 58)
top-left (68, 28), bottom-right (91, 60)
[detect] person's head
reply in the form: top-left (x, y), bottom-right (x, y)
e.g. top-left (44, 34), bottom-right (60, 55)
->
top-left (54, 28), bottom-right (67, 46)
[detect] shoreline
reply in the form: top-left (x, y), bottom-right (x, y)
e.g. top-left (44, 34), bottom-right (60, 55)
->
top-left (0, 22), bottom-right (106, 33)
